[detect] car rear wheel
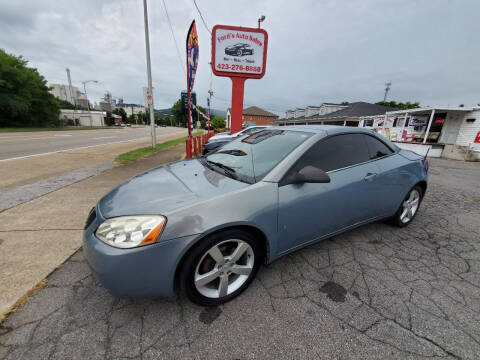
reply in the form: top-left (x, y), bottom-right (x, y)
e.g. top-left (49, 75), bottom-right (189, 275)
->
top-left (237, 49), bottom-right (243, 56)
top-left (180, 229), bottom-right (262, 306)
top-left (391, 185), bottom-right (422, 227)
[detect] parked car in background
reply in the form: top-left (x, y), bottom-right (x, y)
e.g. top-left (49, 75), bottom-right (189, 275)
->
top-left (207, 125), bottom-right (268, 143)
top-left (242, 121), bottom-right (257, 129)
top-left (202, 137), bottom-right (232, 155)
top-left (83, 126), bottom-right (428, 306)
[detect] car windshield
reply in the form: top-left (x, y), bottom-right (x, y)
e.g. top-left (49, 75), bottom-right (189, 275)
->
top-left (202, 129), bottom-right (312, 183)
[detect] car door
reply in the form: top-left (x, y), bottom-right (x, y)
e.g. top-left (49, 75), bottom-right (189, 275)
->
top-left (276, 133), bottom-right (381, 254)
top-left (363, 134), bottom-right (407, 216)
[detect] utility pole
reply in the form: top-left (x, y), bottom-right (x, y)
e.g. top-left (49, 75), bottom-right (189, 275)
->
top-left (384, 82), bottom-right (392, 102)
top-left (66, 68), bottom-right (77, 125)
top-left (142, 0), bottom-right (156, 148)
top-left (82, 80), bottom-right (98, 127)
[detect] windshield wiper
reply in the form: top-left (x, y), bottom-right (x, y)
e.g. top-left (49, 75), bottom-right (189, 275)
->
top-left (206, 160), bottom-right (237, 175)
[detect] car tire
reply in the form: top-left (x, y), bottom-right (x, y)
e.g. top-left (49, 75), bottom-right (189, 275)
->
top-left (180, 229), bottom-right (262, 306)
top-left (390, 185), bottom-right (423, 227)
top-left (237, 49), bottom-right (243, 56)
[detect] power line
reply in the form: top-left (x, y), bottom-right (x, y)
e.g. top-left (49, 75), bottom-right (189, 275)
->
top-left (192, 0), bottom-right (211, 34)
top-left (162, 0), bottom-right (186, 77)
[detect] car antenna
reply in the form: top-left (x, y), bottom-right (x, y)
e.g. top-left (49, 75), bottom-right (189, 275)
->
top-left (424, 147), bottom-right (430, 161)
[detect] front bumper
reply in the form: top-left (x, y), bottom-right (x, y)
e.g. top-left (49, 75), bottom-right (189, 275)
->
top-left (83, 209), bottom-right (198, 297)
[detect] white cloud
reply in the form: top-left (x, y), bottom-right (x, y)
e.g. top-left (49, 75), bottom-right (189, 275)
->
top-left (0, 0), bottom-right (479, 115)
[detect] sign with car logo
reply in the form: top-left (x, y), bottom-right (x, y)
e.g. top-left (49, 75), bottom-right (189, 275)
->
top-left (212, 25), bottom-right (268, 78)
top-left (211, 24), bottom-right (269, 134)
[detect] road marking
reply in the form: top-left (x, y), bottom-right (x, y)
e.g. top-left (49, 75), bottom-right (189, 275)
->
top-left (93, 136), bottom-right (116, 140)
top-left (0, 132), bottom-right (186, 162)
top-left (54, 134), bottom-right (73, 137)
top-left (0, 136), bottom-right (58, 142)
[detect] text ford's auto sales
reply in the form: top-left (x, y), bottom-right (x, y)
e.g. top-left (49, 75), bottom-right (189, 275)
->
top-left (214, 29), bottom-right (265, 75)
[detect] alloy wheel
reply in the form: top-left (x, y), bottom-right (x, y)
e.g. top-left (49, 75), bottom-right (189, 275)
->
top-left (194, 239), bottom-right (254, 299)
top-left (400, 189), bottom-right (420, 223)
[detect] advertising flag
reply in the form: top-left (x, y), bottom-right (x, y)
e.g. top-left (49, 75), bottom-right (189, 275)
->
top-left (186, 20), bottom-right (199, 136)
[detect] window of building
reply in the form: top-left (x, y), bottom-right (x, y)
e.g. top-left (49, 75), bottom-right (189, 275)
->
top-left (363, 119), bottom-right (373, 127)
top-left (292, 134), bottom-right (371, 173)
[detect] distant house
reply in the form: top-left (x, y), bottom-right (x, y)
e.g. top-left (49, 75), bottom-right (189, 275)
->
top-left (242, 106), bottom-right (279, 126)
top-left (275, 102), bottom-right (395, 127)
top-left (226, 106), bottom-right (279, 128)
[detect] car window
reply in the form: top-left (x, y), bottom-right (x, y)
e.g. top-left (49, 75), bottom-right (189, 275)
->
top-left (204, 130), bottom-right (312, 183)
top-left (293, 134), bottom-right (371, 173)
top-left (363, 135), bottom-right (393, 159)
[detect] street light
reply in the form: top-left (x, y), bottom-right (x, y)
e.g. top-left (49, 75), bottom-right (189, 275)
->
top-left (82, 80), bottom-right (98, 127)
top-left (258, 15), bottom-right (265, 28)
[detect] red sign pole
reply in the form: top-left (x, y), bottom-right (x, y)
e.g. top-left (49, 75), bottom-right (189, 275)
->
top-left (230, 77), bottom-right (246, 134)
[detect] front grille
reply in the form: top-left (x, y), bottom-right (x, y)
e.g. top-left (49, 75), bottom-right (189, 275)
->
top-left (84, 207), bottom-right (96, 229)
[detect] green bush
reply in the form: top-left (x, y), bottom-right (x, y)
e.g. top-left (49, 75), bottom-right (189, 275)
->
top-left (211, 115), bottom-right (226, 129)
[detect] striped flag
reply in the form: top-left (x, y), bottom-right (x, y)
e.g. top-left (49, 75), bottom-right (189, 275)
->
top-left (186, 20), bottom-right (199, 136)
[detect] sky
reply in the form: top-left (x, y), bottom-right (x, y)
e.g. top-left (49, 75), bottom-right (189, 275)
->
top-left (1, 0), bottom-right (479, 116)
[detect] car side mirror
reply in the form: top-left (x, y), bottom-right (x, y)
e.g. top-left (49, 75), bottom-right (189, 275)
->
top-left (291, 166), bottom-right (330, 184)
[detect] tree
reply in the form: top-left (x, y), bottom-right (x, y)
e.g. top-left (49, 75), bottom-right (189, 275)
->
top-left (56, 98), bottom-right (87, 110)
top-left (0, 49), bottom-right (60, 127)
top-left (211, 115), bottom-right (226, 129)
top-left (375, 101), bottom-right (421, 110)
top-left (112, 108), bottom-right (127, 122)
top-left (171, 98), bottom-right (207, 128)
top-left (171, 99), bottom-right (186, 126)
top-left (459, 104), bottom-right (465, 107)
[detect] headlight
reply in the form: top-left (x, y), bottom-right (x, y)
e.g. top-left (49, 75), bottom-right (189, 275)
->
top-left (95, 216), bottom-right (166, 249)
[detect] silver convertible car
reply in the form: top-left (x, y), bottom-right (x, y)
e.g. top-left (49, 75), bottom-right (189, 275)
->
top-left (83, 126), bottom-right (428, 305)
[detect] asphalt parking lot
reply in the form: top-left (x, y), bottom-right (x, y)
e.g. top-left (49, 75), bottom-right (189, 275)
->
top-left (1, 158), bottom-right (479, 359)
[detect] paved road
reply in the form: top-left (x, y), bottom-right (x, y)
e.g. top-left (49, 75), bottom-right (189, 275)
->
top-left (0, 127), bottom-right (179, 161)
top-left (1, 158), bottom-right (479, 359)
top-left (0, 127), bottom-right (187, 191)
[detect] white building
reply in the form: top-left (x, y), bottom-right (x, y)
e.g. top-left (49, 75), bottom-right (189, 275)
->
top-left (226, 108), bottom-right (231, 129)
top-left (60, 110), bottom-right (108, 127)
top-left (284, 103), bottom-right (349, 120)
top-left (360, 107), bottom-right (480, 161)
top-left (50, 84), bottom-right (79, 104)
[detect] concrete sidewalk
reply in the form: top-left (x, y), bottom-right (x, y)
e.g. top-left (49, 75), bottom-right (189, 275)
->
top-left (0, 143), bottom-right (186, 319)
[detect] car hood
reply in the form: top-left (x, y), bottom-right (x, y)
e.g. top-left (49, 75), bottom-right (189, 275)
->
top-left (98, 159), bottom-right (249, 218)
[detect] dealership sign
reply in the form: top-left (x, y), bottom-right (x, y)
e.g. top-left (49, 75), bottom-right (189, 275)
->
top-left (212, 25), bottom-right (268, 78)
top-left (212, 25), bottom-right (268, 133)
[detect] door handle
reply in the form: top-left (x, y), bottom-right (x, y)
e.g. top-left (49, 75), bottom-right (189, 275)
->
top-left (364, 173), bottom-right (377, 181)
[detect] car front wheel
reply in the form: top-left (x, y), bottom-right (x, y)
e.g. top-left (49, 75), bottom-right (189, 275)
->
top-left (391, 185), bottom-right (422, 227)
top-left (180, 229), bottom-right (262, 306)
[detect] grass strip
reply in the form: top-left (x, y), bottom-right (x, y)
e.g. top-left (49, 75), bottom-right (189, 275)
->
top-left (115, 131), bottom-right (203, 164)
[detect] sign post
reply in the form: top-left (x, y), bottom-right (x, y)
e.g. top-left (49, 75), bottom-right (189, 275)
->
top-left (211, 25), bottom-right (268, 134)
